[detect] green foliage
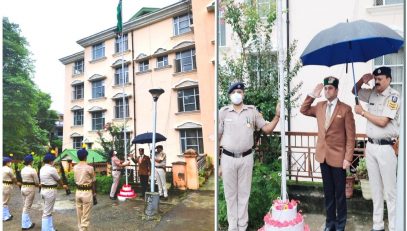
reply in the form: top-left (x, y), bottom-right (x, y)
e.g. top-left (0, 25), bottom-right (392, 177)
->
top-left (356, 157), bottom-right (368, 180)
top-left (3, 18), bottom-right (57, 158)
top-left (66, 171), bottom-right (127, 194)
top-left (96, 122), bottom-right (133, 161)
top-left (218, 161), bottom-right (281, 229)
top-left (218, 1), bottom-right (302, 122)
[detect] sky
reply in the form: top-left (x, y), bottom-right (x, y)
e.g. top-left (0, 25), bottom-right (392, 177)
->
top-left (3, 0), bottom-right (179, 113)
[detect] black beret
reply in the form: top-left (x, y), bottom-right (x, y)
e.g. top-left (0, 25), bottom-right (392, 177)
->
top-left (373, 66), bottom-right (391, 78)
top-left (323, 76), bottom-right (339, 88)
top-left (228, 82), bottom-right (245, 94)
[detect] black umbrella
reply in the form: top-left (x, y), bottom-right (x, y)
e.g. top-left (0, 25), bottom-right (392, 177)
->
top-left (132, 132), bottom-right (167, 144)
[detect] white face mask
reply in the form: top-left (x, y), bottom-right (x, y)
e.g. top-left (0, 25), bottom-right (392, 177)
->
top-left (230, 92), bottom-right (243, 105)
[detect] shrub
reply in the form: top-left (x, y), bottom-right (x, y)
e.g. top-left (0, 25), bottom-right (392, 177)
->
top-left (356, 157), bottom-right (368, 180)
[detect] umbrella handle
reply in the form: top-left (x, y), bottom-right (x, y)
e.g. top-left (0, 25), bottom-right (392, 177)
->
top-left (355, 96), bottom-right (359, 105)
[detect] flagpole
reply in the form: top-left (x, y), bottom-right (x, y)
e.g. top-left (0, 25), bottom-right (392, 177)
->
top-left (277, 0), bottom-right (287, 202)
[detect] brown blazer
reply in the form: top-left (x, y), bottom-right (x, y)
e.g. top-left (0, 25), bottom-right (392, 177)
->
top-left (137, 155), bottom-right (151, 176)
top-left (300, 96), bottom-right (356, 168)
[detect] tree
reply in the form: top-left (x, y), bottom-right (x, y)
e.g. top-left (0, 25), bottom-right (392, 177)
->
top-left (3, 18), bottom-right (57, 158)
top-left (96, 122), bottom-right (133, 162)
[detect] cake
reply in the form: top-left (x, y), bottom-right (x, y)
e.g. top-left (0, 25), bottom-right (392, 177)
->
top-left (259, 199), bottom-right (309, 231)
top-left (117, 184), bottom-right (137, 201)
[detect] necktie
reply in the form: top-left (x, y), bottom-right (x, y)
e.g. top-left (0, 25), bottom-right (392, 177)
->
top-left (325, 103), bottom-right (332, 130)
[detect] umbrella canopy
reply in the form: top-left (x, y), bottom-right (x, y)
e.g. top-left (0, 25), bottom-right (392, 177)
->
top-left (54, 149), bottom-right (107, 163)
top-left (301, 20), bottom-right (404, 67)
top-left (132, 132), bottom-right (167, 144)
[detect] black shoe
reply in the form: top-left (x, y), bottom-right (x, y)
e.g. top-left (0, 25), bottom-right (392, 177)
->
top-left (4, 215), bottom-right (13, 222)
top-left (371, 229), bottom-right (385, 231)
top-left (22, 223), bottom-right (35, 230)
top-left (110, 196), bottom-right (117, 200)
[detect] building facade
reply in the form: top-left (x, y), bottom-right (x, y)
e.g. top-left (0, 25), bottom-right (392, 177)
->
top-left (60, 0), bottom-right (215, 165)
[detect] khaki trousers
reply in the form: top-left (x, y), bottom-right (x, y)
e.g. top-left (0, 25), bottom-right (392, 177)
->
top-left (41, 189), bottom-right (57, 217)
top-left (366, 143), bottom-right (397, 231)
top-left (21, 186), bottom-right (36, 213)
top-left (76, 190), bottom-right (93, 231)
top-left (3, 185), bottom-right (12, 206)
top-left (221, 153), bottom-right (253, 231)
top-left (155, 168), bottom-right (167, 197)
top-left (110, 171), bottom-right (121, 197)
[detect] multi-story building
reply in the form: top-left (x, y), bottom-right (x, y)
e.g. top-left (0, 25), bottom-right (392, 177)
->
top-left (59, 0), bottom-right (215, 165)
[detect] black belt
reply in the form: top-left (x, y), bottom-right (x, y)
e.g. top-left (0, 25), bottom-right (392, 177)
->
top-left (156, 166), bottom-right (165, 169)
top-left (223, 149), bottom-right (252, 158)
top-left (112, 169), bottom-right (122, 171)
top-left (22, 182), bottom-right (36, 186)
top-left (76, 184), bottom-right (92, 190)
top-left (41, 184), bottom-right (58, 189)
top-left (3, 181), bottom-right (13, 185)
top-left (368, 138), bottom-right (393, 145)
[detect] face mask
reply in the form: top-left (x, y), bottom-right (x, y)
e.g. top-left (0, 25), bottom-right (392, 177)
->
top-left (230, 92), bottom-right (243, 105)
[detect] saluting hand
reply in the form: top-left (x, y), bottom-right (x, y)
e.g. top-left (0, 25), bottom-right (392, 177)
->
top-left (362, 73), bottom-right (374, 85)
top-left (312, 83), bottom-right (324, 98)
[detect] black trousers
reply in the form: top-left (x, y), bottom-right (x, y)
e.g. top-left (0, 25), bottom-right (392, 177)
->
top-left (140, 175), bottom-right (149, 196)
top-left (320, 162), bottom-right (347, 231)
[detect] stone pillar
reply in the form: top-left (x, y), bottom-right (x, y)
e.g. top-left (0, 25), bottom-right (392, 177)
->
top-left (172, 161), bottom-right (187, 190)
top-left (184, 149), bottom-right (199, 190)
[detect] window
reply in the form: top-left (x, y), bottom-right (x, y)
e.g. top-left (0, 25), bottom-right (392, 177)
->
top-left (73, 60), bottom-right (84, 75)
top-left (115, 98), bottom-right (129, 118)
top-left (138, 60), bottom-right (149, 72)
top-left (91, 111), bottom-right (105, 130)
top-left (175, 49), bottom-right (196, 72)
top-left (219, 9), bottom-right (226, 47)
top-left (374, 48), bottom-right (404, 94)
top-left (117, 132), bottom-right (131, 145)
top-left (178, 87), bottom-right (200, 112)
top-left (115, 34), bottom-right (128, 53)
top-left (180, 129), bottom-right (204, 154)
top-left (257, 0), bottom-right (271, 18)
top-left (156, 56), bottom-right (168, 68)
top-left (115, 65), bottom-right (129, 84)
top-left (92, 80), bottom-right (105, 98)
top-left (73, 109), bottom-right (84, 126)
top-left (374, 0), bottom-right (402, 5)
top-left (72, 84), bottom-right (84, 100)
top-left (73, 136), bottom-right (83, 149)
top-left (92, 43), bottom-right (105, 60)
top-left (173, 13), bottom-right (193, 36)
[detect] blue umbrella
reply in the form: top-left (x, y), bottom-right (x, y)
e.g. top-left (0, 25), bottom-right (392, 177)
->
top-left (132, 132), bottom-right (167, 144)
top-left (300, 20), bottom-right (404, 102)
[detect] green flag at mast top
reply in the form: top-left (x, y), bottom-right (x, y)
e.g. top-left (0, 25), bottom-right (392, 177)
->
top-left (116, 0), bottom-right (123, 34)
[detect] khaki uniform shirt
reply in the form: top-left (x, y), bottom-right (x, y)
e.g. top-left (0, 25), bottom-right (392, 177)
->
top-left (40, 164), bottom-right (60, 185)
top-left (219, 104), bottom-right (267, 153)
top-left (359, 86), bottom-right (400, 139)
top-left (73, 162), bottom-right (95, 186)
top-left (112, 156), bottom-right (123, 170)
top-left (21, 166), bottom-right (39, 184)
top-left (155, 152), bottom-right (166, 168)
top-left (2, 166), bottom-right (16, 182)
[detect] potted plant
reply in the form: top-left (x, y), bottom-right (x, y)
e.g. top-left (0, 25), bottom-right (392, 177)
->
top-left (356, 157), bottom-right (371, 200)
top-left (345, 170), bottom-right (355, 199)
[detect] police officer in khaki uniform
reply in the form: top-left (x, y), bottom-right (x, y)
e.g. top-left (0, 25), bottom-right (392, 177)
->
top-left (3, 156), bottom-right (20, 222)
top-left (73, 148), bottom-right (96, 231)
top-left (40, 152), bottom-right (68, 231)
top-left (21, 154), bottom-right (39, 230)
top-left (155, 145), bottom-right (168, 200)
top-left (218, 82), bottom-right (280, 231)
top-left (352, 66), bottom-right (400, 231)
top-left (109, 150), bottom-right (130, 200)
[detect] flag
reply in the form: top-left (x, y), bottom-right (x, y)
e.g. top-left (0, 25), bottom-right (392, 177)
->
top-left (116, 0), bottom-right (123, 34)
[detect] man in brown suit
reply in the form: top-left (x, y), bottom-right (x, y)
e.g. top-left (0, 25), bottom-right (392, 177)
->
top-left (300, 76), bottom-right (355, 231)
top-left (136, 148), bottom-right (151, 198)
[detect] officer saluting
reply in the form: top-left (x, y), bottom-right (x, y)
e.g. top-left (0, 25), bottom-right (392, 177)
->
top-left (218, 82), bottom-right (280, 231)
top-left (21, 154), bottom-right (39, 230)
top-left (352, 66), bottom-right (400, 231)
top-left (40, 152), bottom-right (68, 231)
top-left (3, 155), bottom-right (20, 222)
top-left (73, 148), bottom-right (96, 231)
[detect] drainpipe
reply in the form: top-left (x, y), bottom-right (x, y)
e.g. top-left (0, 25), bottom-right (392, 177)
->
top-left (285, 0), bottom-right (292, 179)
top-left (131, 31), bottom-right (137, 155)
